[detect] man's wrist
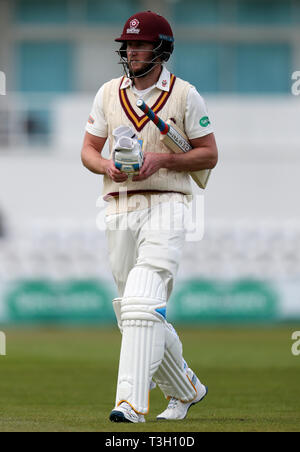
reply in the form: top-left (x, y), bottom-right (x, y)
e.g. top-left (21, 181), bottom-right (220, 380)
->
top-left (102, 158), bottom-right (110, 174)
top-left (160, 153), bottom-right (175, 170)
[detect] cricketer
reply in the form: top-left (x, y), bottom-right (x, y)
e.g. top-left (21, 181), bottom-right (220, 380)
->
top-left (81, 10), bottom-right (218, 423)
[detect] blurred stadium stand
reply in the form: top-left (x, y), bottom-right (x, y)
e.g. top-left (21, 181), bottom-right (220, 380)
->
top-left (0, 220), bottom-right (299, 281)
top-left (0, 0), bottom-right (300, 323)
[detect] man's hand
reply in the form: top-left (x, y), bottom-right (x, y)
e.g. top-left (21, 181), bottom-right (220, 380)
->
top-left (105, 159), bottom-right (128, 183)
top-left (132, 153), bottom-right (167, 182)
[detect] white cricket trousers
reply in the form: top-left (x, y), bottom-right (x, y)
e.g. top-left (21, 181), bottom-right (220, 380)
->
top-left (105, 201), bottom-right (187, 300)
top-left (105, 201), bottom-right (199, 413)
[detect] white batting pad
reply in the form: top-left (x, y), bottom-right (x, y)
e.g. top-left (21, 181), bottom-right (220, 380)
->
top-left (154, 322), bottom-right (197, 402)
top-left (112, 298), bottom-right (122, 332)
top-left (115, 267), bottom-right (167, 414)
top-left (122, 266), bottom-right (166, 303)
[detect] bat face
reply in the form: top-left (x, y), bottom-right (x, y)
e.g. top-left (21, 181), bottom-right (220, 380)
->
top-left (165, 124), bottom-right (192, 153)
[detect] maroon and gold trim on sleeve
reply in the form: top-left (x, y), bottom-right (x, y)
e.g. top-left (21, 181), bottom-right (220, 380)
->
top-left (119, 74), bottom-right (176, 132)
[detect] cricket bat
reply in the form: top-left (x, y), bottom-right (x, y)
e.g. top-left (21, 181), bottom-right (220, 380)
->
top-left (136, 99), bottom-right (211, 189)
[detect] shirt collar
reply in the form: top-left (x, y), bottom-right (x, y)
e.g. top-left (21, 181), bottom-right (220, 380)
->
top-left (120, 66), bottom-right (171, 92)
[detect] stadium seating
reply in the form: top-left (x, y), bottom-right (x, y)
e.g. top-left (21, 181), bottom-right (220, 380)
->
top-left (0, 220), bottom-right (299, 281)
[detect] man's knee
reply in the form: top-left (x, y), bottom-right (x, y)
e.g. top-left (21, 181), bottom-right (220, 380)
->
top-left (121, 267), bottom-right (167, 323)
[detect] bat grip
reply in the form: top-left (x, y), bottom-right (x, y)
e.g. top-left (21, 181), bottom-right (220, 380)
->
top-left (136, 99), bottom-right (169, 134)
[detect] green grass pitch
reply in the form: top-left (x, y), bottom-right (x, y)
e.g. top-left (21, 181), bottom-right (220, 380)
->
top-left (0, 326), bottom-right (299, 432)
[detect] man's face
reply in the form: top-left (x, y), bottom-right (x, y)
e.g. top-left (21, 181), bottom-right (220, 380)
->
top-left (126, 41), bottom-right (155, 74)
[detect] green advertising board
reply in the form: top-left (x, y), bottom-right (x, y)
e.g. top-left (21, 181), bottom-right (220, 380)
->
top-left (168, 279), bottom-right (279, 324)
top-left (0, 277), bottom-right (285, 325)
top-left (4, 279), bottom-right (115, 325)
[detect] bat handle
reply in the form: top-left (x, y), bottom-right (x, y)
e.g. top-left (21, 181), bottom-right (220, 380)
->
top-left (136, 99), bottom-right (169, 135)
top-left (136, 99), bottom-right (146, 111)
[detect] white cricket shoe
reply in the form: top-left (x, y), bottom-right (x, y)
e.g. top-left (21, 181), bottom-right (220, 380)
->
top-left (157, 380), bottom-right (208, 421)
top-left (109, 402), bottom-right (146, 424)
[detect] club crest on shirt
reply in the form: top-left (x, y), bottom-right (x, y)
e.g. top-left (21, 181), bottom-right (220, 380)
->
top-left (88, 115), bottom-right (95, 125)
